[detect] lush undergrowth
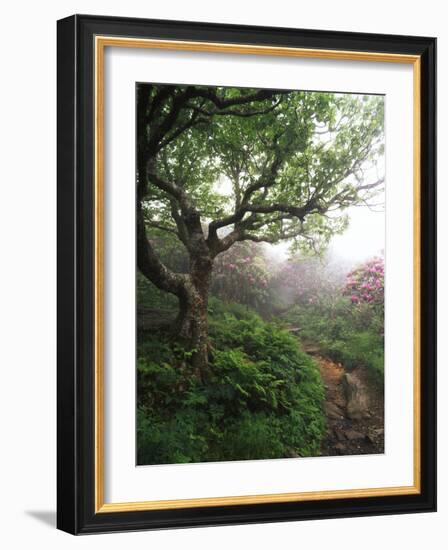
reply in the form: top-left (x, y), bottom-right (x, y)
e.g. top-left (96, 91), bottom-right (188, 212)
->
top-left (137, 299), bottom-right (326, 465)
top-left (285, 300), bottom-right (384, 383)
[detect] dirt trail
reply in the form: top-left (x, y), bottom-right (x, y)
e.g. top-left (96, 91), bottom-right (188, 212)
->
top-left (303, 344), bottom-right (384, 456)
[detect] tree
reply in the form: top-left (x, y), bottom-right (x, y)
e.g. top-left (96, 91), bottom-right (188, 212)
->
top-left (137, 84), bottom-right (384, 373)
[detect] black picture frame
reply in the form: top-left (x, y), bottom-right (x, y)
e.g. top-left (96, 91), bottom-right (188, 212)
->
top-left (57, 14), bottom-right (436, 535)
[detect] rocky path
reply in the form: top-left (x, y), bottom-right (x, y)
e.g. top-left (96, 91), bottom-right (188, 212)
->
top-left (304, 345), bottom-right (384, 456)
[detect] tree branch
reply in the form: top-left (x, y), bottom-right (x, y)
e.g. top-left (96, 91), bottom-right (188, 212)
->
top-left (147, 169), bottom-right (185, 203)
top-left (188, 98), bottom-right (282, 119)
top-left (137, 207), bottom-right (187, 297)
top-left (192, 88), bottom-right (286, 109)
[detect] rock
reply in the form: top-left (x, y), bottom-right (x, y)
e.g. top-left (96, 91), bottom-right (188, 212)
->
top-left (342, 372), bottom-right (370, 420)
top-left (345, 429), bottom-right (365, 440)
top-left (333, 428), bottom-right (346, 441)
top-left (324, 401), bottom-right (345, 419)
top-left (334, 398), bottom-right (346, 409)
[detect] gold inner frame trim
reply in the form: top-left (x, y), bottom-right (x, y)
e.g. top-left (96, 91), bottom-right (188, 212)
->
top-left (94, 35), bottom-right (421, 514)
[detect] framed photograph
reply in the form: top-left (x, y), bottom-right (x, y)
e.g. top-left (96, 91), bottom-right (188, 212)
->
top-left (57, 14), bottom-right (436, 534)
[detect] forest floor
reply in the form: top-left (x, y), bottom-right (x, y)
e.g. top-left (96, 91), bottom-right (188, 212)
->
top-left (302, 343), bottom-right (384, 456)
top-left (138, 306), bottom-right (385, 457)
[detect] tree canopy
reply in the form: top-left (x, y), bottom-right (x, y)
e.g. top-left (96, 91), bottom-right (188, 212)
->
top-left (136, 84), bottom-right (384, 370)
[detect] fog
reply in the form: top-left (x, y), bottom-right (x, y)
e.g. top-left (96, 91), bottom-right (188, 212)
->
top-left (330, 202), bottom-right (384, 264)
top-left (263, 192), bottom-right (385, 269)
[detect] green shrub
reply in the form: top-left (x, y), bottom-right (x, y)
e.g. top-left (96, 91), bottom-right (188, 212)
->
top-left (285, 299), bottom-right (384, 383)
top-left (137, 299), bottom-right (326, 464)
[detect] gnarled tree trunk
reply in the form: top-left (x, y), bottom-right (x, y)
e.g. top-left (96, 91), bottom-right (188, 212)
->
top-left (174, 284), bottom-right (210, 375)
top-left (175, 251), bottom-right (213, 375)
top-left (137, 204), bottom-right (214, 376)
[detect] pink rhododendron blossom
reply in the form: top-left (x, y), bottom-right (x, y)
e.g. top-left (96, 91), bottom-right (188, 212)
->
top-left (343, 256), bottom-right (384, 308)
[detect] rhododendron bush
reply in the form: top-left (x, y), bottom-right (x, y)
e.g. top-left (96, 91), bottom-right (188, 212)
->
top-left (211, 241), bottom-right (270, 308)
top-left (344, 257), bottom-right (384, 308)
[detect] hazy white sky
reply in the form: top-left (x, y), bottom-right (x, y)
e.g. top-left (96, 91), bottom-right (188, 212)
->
top-left (329, 201), bottom-right (385, 264)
